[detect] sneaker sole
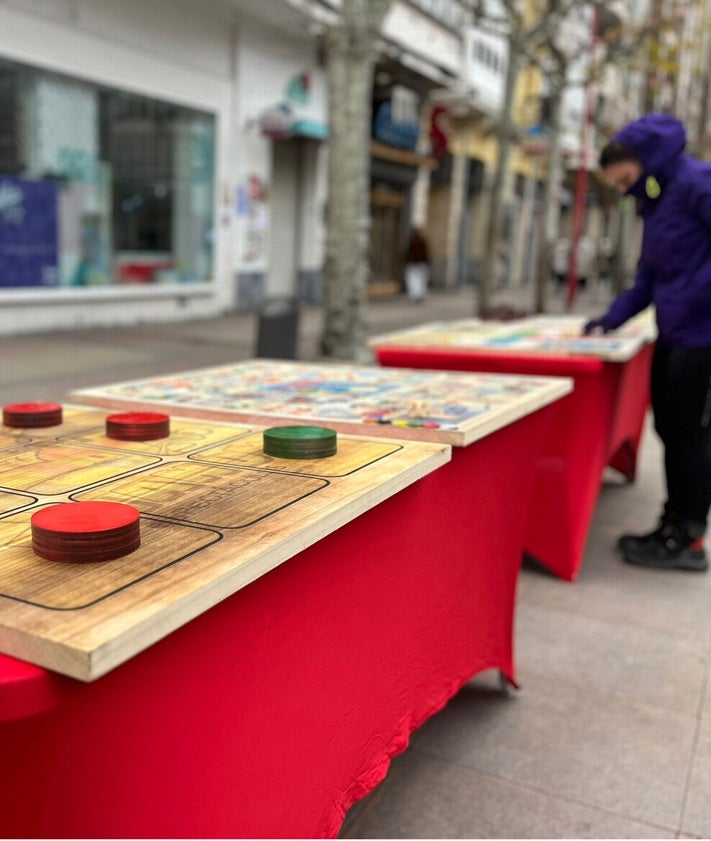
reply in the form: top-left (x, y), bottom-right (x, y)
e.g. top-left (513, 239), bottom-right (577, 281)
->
top-left (622, 549), bottom-right (709, 572)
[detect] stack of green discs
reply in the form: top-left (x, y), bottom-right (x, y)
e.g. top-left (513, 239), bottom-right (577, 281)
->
top-left (263, 425), bottom-right (337, 459)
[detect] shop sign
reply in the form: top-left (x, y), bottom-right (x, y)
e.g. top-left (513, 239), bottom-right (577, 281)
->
top-left (258, 72), bottom-right (328, 141)
top-left (430, 105), bottom-right (449, 160)
top-left (373, 102), bottom-right (419, 151)
top-left (0, 177), bottom-right (59, 288)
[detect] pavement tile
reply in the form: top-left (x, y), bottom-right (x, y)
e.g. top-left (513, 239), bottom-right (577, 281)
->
top-left (681, 715), bottom-right (711, 837)
top-left (703, 672), bottom-right (711, 719)
top-left (514, 600), bottom-right (707, 714)
top-left (520, 555), bottom-right (711, 643)
top-left (408, 673), bottom-right (695, 828)
top-left (341, 749), bottom-right (676, 839)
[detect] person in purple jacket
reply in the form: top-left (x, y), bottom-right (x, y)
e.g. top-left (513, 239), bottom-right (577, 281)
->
top-left (584, 113), bottom-right (711, 572)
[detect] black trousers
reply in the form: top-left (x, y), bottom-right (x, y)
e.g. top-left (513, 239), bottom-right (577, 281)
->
top-left (651, 342), bottom-right (711, 529)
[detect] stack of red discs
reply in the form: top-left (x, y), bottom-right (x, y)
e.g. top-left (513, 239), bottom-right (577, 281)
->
top-left (31, 501), bottom-right (141, 564)
top-left (106, 411), bottom-right (170, 441)
top-left (3, 402), bottom-right (63, 428)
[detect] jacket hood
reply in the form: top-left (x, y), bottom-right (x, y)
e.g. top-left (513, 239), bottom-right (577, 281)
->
top-left (613, 114), bottom-right (686, 189)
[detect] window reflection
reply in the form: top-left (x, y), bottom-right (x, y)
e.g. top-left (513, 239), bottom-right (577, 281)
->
top-left (0, 57), bottom-right (215, 289)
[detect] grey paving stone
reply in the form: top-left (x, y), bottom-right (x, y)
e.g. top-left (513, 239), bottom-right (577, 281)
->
top-left (683, 713), bottom-right (711, 837)
top-left (409, 673), bottom-right (695, 828)
top-left (520, 554), bottom-right (711, 641)
top-left (341, 749), bottom-right (676, 839)
top-left (514, 601), bottom-right (707, 714)
top-left (703, 674), bottom-right (711, 719)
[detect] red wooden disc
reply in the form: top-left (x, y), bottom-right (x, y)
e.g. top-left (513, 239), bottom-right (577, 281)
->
top-left (3, 402), bottom-right (63, 428)
top-left (106, 411), bottom-right (170, 441)
top-left (31, 501), bottom-right (141, 564)
top-left (32, 501), bottom-right (139, 534)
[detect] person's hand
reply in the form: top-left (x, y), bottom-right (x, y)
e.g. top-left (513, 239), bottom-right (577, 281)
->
top-left (582, 317), bottom-right (613, 336)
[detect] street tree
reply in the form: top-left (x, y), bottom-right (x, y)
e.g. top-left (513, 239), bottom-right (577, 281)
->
top-left (467, 0), bottom-right (590, 313)
top-left (531, 5), bottom-right (652, 312)
top-left (319, 0), bottom-right (391, 361)
top-left (468, 0), bottom-right (635, 314)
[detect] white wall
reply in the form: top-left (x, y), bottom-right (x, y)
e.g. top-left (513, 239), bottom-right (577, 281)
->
top-left (231, 24), bottom-right (327, 283)
top-left (382, 0), bottom-right (461, 77)
top-left (299, 141), bottom-right (327, 273)
top-left (559, 4), bottom-right (596, 163)
top-left (462, 26), bottom-right (507, 115)
top-left (1, 0), bottom-right (233, 78)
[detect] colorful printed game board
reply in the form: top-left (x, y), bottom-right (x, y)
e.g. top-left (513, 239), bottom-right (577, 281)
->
top-left (0, 406), bottom-right (449, 680)
top-left (70, 360), bottom-right (572, 447)
top-left (369, 312), bottom-right (656, 362)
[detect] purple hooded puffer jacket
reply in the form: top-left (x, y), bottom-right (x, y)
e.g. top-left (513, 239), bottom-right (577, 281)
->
top-left (603, 114), bottom-right (711, 347)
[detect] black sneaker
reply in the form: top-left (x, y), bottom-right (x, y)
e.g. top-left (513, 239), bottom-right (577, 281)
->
top-left (617, 523), bottom-right (668, 554)
top-left (622, 527), bottom-right (708, 572)
top-left (617, 508), bottom-right (678, 553)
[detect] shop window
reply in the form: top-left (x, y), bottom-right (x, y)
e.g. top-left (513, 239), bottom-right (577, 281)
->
top-left (472, 37), bottom-right (504, 76)
top-left (0, 57), bottom-right (215, 290)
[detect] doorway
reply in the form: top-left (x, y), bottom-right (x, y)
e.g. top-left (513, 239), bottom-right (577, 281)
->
top-left (369, 187), bottom-right (404, 297)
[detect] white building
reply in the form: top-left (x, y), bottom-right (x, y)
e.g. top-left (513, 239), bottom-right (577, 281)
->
top-left (0, 0), bottom-right (468, 334)
top-left (0, 0), bottom-right (236, 333)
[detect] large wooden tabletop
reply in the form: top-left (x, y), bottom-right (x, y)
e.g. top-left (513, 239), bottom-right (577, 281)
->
top-left (69, 358), bottom-right (572, 447)
top-left (0, 406), bottom-right (449, 680)
top-left (369, 312), bottom-right (656, 362)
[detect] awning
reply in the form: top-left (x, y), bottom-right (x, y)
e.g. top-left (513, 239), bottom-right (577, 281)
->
top-left (371, 140), bottom-right (437, 170)
top-left (259, 103), bottom-right (328, 141)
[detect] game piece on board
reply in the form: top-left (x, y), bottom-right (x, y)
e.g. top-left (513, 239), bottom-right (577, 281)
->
top-left (31, 501), bottom-right (141, 563)
top-left (106, 411), bottom-right (170, 441)
top-left (407, 399), bottom-right (432, 418)
top-left (263, 425), bottom-right (337, 459)
top-left (3, 402), bottom-right (63, 428)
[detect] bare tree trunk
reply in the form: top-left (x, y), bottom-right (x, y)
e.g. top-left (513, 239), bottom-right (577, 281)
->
top-left (320, 0), bottom-right (390, 361)
top-left (611, 197), bottom-right (634, 294)
top-left (534, 89), bottom-right (563, 313)
top-left (478, 41), bottom-right (519, 315)
top-left (472, 0), bottom-right (639, 315)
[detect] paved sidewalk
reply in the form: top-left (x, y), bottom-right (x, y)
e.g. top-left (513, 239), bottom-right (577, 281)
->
top-left (3, 282), bottom-right (709, 838)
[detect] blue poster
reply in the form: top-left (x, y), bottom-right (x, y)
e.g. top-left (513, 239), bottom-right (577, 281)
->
top-left (0, 176), bottom-right (59, 287)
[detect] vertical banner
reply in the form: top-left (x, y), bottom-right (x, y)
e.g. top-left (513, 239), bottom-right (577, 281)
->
top-left (0, 176), bottom-right (59, 287)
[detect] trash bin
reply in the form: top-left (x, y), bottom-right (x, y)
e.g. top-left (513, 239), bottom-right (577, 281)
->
top-left (255, 296), bottom-right (300, 359)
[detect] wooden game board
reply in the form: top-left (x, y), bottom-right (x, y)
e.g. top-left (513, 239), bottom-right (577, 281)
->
top-left (0, 406), bottom-right (449, 680)
top-left (369, 312), bottom-right (657, 362)
top-left (69, 360), bottom-right (572, 447)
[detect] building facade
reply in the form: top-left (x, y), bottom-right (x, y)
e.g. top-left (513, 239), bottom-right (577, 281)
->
top-left (0, 0), bottom-right (470, 333)
top-left (0, 0), bottom-right (705, 334)
top-left (0, 0), bottom-right (238, 334)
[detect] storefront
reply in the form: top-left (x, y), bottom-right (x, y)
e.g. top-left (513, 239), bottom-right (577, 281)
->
top-left (0, 0), bottom-right (466, 331)
top-left (0, 57), bottom-right (216, 290)
top-left (0, 1), bottom-right (232, 334)
top-left (236, 28), bottom-right (329, 311)
top-left (369, 67), bottom-right (443, 297)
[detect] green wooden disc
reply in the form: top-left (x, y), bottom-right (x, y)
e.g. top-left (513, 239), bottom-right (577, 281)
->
top-left (263, 425), bottom-right (337, 459)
